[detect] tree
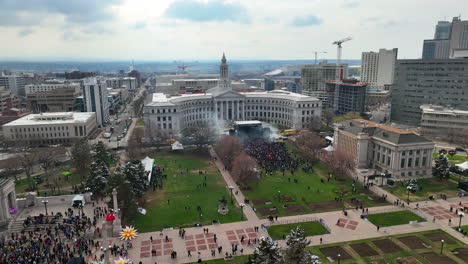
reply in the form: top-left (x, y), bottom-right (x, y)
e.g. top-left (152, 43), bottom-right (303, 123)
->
top-left (292, 131), bottom-right (325, 164)
top-left (247, 236), bottom-right (284, 264)
top-left (18, 151), bottom-right (39, 191)
top-left (333, 112), bottom-right (361, 123)
top-left (86, 162), bottom-right (109, 197)
top-left (214, 135), bottom-right (243, 170)
top-left (181, 122), bottom-right (217, 150)
top-left (122, 160), bottom-right (147, 197)
top-left (38, 148), bottom-right (61, 194)
top-left (0, 158), bottom-right (21, 180)
top-left (284, 226), bottom-right (322, 264)
top-left (305, 116), bottom-right (322, 131)
top-left (231, 152), bottom-right (260, 189)
top-left (322, 109), bottom-right (335, 127)
top-left (70, 138), bottom-right (92, 179)
top-left (433, 154), bottom-right (450, 179)
top-left (127, 127), bottom-right (145, 159)
top-left (323, 150), bottom-right (355, 178)
top-left (94, 141), bottom-right (113, 166)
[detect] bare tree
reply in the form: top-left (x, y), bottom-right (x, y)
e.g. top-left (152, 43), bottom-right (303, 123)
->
top-left (181, 122), bottom-right (216, 150)
top-left (0, 158), bottom-right (21, 181)
top-left (127, 127), bottom-right (145, 159)
top-left (322, 108), bottom-right (335, 127)
top-left (18, 151), bottom-right (39, 191)
top-left (38, 148), bottom-right (62, 194)
top-left (70, 138), bottom-right (92, 179)
top-left (231, 152), bottom-right (260, 189)
top-left (305, 116), bottom-right (322, 131)
top-left (292, 131), bottom-right (325, 164)
top-left (323, 150), bottom-right (355, 179)
top-left (214, 135), bottom-right (243, 170)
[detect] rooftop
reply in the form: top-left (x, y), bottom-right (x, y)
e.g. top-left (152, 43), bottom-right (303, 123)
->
top-left (3, 112), bottom-right (96, 126)
top-left (326, 80), bottom-right (368, 87)
top-left (420, 104), bottom-right (468, 115)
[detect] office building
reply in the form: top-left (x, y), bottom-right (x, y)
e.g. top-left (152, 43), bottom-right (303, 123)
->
top-left (144, 54), bottom-right (322, 137)
top-left (361, 48), bottom-right (398, 89)
top-left (105, 77), bottom-right (137, 91)
top-left (301, 61), bottom-right (348, 109)
top-left (390, 59), bottom-right (468, 125)
top-left (334, 119), bottom-right (434, 180)
top-left (25, 83), bottom-right (81, 113)
top-left (420, 105), bottom-right (468, 144)
top-left (325, 79), bottom-right (367, 114)
top-left (422, 16), bottom-right (468, 59)
top-left (65, 71), bottom-right (95, 80)
top-left (0, 75), bottom-right (26, 97)
top-left (2, 112), bottom-right (97, 146)
top-left (128, 70), bottom-right (141, 87)
top-left (82, 77), bottom-right (109, 127)
top-left (0, 87), bottom-right (19, 112)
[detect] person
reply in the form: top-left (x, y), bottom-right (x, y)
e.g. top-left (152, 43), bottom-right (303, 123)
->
top-left (188, 250), bottom-right (191, 257)
top-left (320, 237), bottom-right (323, 244)
top-left (377, 225), bottom-right (380, 231)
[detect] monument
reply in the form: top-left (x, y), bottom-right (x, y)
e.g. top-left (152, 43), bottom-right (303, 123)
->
top-left (0, 178), bottom-right (17, 227)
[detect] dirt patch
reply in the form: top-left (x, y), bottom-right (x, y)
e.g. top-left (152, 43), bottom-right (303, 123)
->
top-left (349, 242), bottom-right (378, 257)
top-left (394, 256), bottom-right (426, 264)
top-left (372, 239), bottom-right (403, 253)
top-left (398, 236), bottom-right (426, 249)
top-left (424, 233), bottom-right (455, 244)
top-left (308, 201), bottom-right (343, 211)
top-left (319, 246), bottom-right (352, 260)
top-left (284, 204), bottom-right (305, 214)
top-left (421, 252), bottom-right (456, 264)
top-left (452, 248), bottom-right (468, 262)
top-left (252, 198), bottom-right (272, 206)
top-left (280, 195), bottom-right (294, 202)
top-left (257, 207), bottom-right (277, 216)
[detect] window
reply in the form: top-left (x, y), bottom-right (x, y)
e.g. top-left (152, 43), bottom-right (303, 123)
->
top-left (409, 150), bottom-right (413, 155)
top-left (401, 159), bottom-right (405, 168)
top-left (422, 157), bottom-right (427, 166)
top-left (377, 153), bottom-right (380, 162)
top-left (408, 172), bottom-right (412, 177)
top-left (387, 157), bottom-right (390, 166)
top-left (415, 158), bottom-right (420, 167)
top-left (402, 151), bottom-right (406, 156)
top-left (408, 158), bottom-right (412, 167)
top-left (401, 172), bottom-right (405, 177)
top-left (416, 150), bottom-right (420, 154)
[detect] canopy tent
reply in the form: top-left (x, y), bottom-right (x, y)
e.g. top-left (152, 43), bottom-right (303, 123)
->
top-left (325, 136), bottom-right (334, 143)
top-left (171, 141), bottom-right (184, 150)
top-left (456, 161), bottom-right (468, 170)
top-left (141, 156), bottom-right (155, 183)
top-left (323, 145), bottom-right (334, 152)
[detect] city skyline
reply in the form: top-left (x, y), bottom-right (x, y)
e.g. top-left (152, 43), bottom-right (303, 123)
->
top-left (0, 0), bottom-right (467, 61)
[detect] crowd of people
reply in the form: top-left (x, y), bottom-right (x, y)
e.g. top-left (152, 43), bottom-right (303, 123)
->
top-left (245, 141), bottom-right (299, 173)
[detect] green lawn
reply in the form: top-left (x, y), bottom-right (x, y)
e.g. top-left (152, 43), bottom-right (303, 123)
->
top-left (15, 169), bottom-right (83, 197)
top-left (267, 221), bottom-right (328, 240)
top-left (131, 152), bottom-right (243, 232)
top-left (310, 230), bottom-right (467, 264)
top-left (433, 153), bottom-right (467, 165)
top-left (367, 211), bottom-right (425, 227)
top-left (244, 162), bottom-right (388, 217)
top-left (136, 118), bottom-right (144, 126)
top-left (188, 255), bottom-right (250, 264)
top-left (385, 178), bottom-right (460, 202)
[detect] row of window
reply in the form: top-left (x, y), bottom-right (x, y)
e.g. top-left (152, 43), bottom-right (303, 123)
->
top-left (401, 171), bottom-right (429, 177)
top-left (11, 126), bottom-right (69, 133)
top-left (11, 132), bottom-right (71, 139)
top-left (400, 157), bottom-right (428, 169)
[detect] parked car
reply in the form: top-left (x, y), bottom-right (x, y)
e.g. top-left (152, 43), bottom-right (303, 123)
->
top-left (103, 132), bottom-right (112, 139)
top-left (455, 147), bottom-right (465, 152)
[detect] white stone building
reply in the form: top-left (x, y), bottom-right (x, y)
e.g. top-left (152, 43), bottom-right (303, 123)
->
top-left (361, 48), bottom-right (398, 89)
top-left (2, 112), bottom-right (97, 146)
top-left (420, 104), bottom-right (468, 144)
top-left (144, 54), bottom-right (322, 137)
top-left (83, 77), bottom-right (109, 127)
top-left (334, 119), bottom-right (434, 180)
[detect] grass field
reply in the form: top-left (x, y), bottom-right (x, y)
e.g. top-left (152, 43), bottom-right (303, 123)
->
top-left (188, 255), bottom-right (250, 264)
top-left (15, 169), bottom-right (83, 198)
top-left (131, 151), bottom-right (243, 232)
top-left (367, 211), bottom-right (425, 227)
top-left (310, 230), bottom-right (468, 264)
top-left (433, 153), bottom-right (467, 165)
top-left (385, 178), bottom-right (460, 202)
top-left (267, 221), bottom-right (328, 240)
top-left (243, 162), bottom-right (388, 217)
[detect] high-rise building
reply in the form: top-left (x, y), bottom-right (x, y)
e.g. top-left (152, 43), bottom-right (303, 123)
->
top-left (422, 16), bottom-right (468, 59)
top-left (82, 77), bottom-right (109, 127)
top-left (26, 83), bottom-right (81, 113)
top-left (301, 61), bottom-right (348, 109)
top-left (361, 48), bottom-right (398, 89)
top-left (128, 70), bottom-right (141, 87)
top-left (325, 79), bottom-right (367, 114)
top-left (390, 59), bottom-right (468, 125)
top-left (0, 75), bottom-right (26, 97)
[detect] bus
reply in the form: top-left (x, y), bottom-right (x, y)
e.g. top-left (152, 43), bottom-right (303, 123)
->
top-left (281, 129), bottom-right (300, 136)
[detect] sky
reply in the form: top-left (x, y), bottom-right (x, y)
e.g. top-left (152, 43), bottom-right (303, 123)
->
top-left (0, 0), bottom-right (467, 61)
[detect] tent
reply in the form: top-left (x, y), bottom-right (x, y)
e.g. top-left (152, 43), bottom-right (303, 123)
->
top-left (172, 141), bottom-right (184, 150)
top-left (456, 161), bottom-right (468, 170)
top-left (325, 136), bottom-right (334, 143)
top-left (323, 145), bottom-right (334, 152)
top-left (141, 156), bottom-right (155, 183)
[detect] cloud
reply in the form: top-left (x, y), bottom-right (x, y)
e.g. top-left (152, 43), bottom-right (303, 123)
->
top-left (0, 0), bottom-right (123, 26)
top-left (290, 15), bottom-right (323, 27)
top-left (132, 21), bottom-right (146, 30)
top-left (342, 0), bottom-right (359, 8)
top-left (165, 0), bottom-right (250, 23)
top-left (18, 28), bottom-right (34, 37)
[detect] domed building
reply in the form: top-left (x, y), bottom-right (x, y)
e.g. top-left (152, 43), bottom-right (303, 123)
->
top-left (144, 54), bottom-right (321, 137)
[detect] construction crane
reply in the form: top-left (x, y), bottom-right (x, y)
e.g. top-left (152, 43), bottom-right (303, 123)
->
top-left (312, 51), bottom-right (327, 64)
top-left (332, 37), bottom-right (352, 80)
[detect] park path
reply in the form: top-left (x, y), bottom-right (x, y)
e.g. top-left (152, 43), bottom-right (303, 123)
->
top-left (208, 147), bottom-right (259, 222)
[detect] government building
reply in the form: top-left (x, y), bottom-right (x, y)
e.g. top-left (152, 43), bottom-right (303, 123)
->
top-left (144, 54), bottom-right (321, 137)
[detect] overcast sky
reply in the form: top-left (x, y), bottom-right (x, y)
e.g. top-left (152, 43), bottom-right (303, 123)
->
top-left (1, 0), bottom-right (467, 61)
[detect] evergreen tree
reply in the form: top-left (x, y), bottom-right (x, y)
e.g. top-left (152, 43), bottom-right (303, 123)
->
top-left (247, 236), bottom-right (284, 264)
top-left (284, 226), bottom-right (322, 264)
top-left (123, 160), bottom-right (148, 197)
top-left (117, 179), bottom-right (138, 220)
top-left (70, 138), bottom-right (91, 179)
top-left (94, 141), bottom-right (113, 166)
top-left (433, 154), bottom-right (450, 179)
top-left (86, 162), bottom-right (109, 197)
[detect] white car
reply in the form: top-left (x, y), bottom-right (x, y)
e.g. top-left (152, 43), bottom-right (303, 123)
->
top-left (103, 132), bottom-right (112, 139)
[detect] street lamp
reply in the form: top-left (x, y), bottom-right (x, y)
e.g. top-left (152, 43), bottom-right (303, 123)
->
top-left (440, 239), bottom-right (445, 254)
top-left (42, 200), bottom-right (49, 215)
top-left (458, 211), bottom-right (465, 228)
top-left (228, 186), bottom-right (234, 205)
top-left (337, 253), bottom-right (341, 264)
top-left (240, 203), bottom-right (245, 220)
